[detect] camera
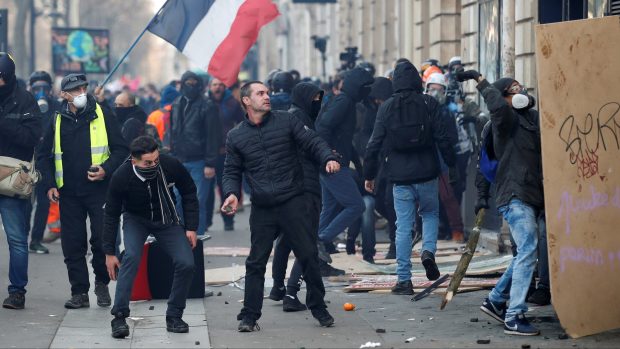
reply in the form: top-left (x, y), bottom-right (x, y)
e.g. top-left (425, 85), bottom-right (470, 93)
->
top-left (339, 47), bottom-right (358, 71)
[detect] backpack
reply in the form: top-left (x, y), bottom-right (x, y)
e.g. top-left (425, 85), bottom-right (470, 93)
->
top-left (388, 93), bottom-right (433, 151)
top-left (479, 121), bottom-right (498, 182)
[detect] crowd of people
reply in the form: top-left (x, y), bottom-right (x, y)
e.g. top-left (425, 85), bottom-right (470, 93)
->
top-left (0, 49), bottom-right (548, 338)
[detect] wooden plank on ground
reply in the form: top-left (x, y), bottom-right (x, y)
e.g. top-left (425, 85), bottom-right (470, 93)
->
top-left (343, 276), bottom-right (498, 293)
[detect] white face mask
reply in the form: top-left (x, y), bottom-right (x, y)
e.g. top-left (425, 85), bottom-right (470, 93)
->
top-left (511, 93), bottom-right (529, 110)
top-left (71, 93), bottom-right (88, 109)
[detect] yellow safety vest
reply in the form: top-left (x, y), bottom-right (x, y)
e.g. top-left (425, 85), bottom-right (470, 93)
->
top-left (54, 103), bottom-right (110, 188)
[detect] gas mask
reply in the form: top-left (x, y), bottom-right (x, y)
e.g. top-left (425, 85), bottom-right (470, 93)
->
top-left (511, 91), bottom-right (536, 110)
top-left (32, 83), bottom-right (51, 113)
top-left (71, 93), bottom-right (88, 109)
top-left (427, 88), bottom-right (446, 105)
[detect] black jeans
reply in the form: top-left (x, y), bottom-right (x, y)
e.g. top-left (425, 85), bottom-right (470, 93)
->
top-left (239, 194), bottom-right (326, 321)
top-left (29, 182), bottom-right (50, 243)
top-left (271, 193), bottom-right (321, 295)
top-left (59, 192), bottom-right (110, 295)
top-left (375, 176), bottom-right (397, 243)
top-left (111, 214), bottom-right (194, 318)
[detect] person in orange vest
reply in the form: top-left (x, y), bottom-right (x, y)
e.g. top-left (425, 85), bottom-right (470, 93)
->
top-left (147, 84), bottom-right (179, 152)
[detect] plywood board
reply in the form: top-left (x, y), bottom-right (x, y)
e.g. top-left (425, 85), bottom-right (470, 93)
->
top-left (344, 276), bottom-right (498, 293)
top-left (535, 16), bottom-right (620, 338)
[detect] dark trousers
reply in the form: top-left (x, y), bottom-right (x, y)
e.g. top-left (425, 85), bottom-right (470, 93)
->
top-left (453, 151), bottom-right (471, 204)
top-left (438, 172), bottom-right (464, 233)
top-left (59, 192), bottom-right (110, 295)
top-left (375, 176), bottom-right (397, 243)
top-left (345, 195), bottom-right (376, 260)
top-left (112, 214), bottom-right (194, 318)
top-left (239, 194), bottom-right (326, 321)
top-left (272, 193), bottom-right (321, 295)
top-left (29, 182), bottom-right (50, 243)
top-left (209, 153), bottom-right (234, 226)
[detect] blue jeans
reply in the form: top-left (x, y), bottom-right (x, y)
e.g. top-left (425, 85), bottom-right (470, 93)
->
top-left (488, 199), bottom-right (540, 321)
top-left (208, 153), bottom-right (233, 226)
top-left (393, 179), bottom-right (439, 282)
top-left (346, 195), bottom-right (376, 260)
top-left (318, 168), bottom-right (365, 243)
top-left (0, 196), bottom-right (32, 294)
top-left (176, 160), bottom-right (213, 235)
top-left (112, 214), bottom-right (194, 318)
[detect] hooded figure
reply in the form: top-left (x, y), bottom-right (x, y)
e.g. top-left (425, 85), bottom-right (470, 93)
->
top-left (357, 77), bottom-right (394, 157)
top-left (289, 82), bottom-right (324, 197)
top-left (364, 61), bottom-right (455, 185)
top-left (315, 67), bottom-right (373, 167)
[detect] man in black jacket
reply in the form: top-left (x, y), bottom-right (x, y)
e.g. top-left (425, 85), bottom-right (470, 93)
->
top-left (0, 53), bottom-right (42, 310)
top-left (38, 73), bottom-right (128, 310)
top-left (221, 81), bottom-right (340, 332)
top-left (364, 61), bottom-right (455, 295)
top-left (268, 82), bottom-right (330, 312)
top-left (458, 70), bottom-right (545, 336)
top-left (103, 136), bottom-right (198, 338)
top-left (168, 71), bottom-right (222, 236)
top-left (315, 67), bottom-right (373, 254)
top-left (27, 70), bottom-right (61, 254)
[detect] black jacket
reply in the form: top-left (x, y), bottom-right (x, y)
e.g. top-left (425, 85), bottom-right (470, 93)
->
top-left (102, 154), bottom-right (198, 255)
top-left (477, 79), bottom-right (544, 209)
top-left (364, 61), bottom-right (455, 184)
top-left (169, 73), bottom-right (222, 167)
top-left (316, 68), bottom-right (373, 166)
top-left (0, 82), bottom-right (41, 163)
top-left (223, 110), bottom-right (336, 207)
top-left (289, 82), bottom-right (323, 197)
top-left (37, 95), bottom-right (128, 196)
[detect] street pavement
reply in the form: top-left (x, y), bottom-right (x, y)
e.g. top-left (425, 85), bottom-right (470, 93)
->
top-left (1, 205), bottom-right (620, 348)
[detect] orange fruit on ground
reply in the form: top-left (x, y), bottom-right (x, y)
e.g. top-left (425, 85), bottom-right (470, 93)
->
top-left (343, 302), bottom-right (355, 311)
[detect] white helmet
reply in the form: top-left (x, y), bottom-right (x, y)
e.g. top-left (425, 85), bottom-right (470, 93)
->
top-left (425, 72), bottom-right (447, 89)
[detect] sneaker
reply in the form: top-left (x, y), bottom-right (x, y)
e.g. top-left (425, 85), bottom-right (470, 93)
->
top-left (64, 294), bottom-right (90, 309)
top-left (29, 241), bottom-right (49, 254)
top-left (391, 280), bottom-right (414, 295)
top-left (527, 288), bottom-right (551, 306)
top-left (95, 282), bottom-right (111, 307)
top-left (319, 262), bottom-right (345, 277)
top-left (111, 315), bottom-right (130, 338)
top-left (268, 285), bottom-right (286, 301)
top-left (451, 231), bottom-right (465, 243)
top-left (504, 313), bottom-right (540, 336)
top-left (238, 317), bottom-right (260, 332)
top-left (224, 223), bottom-right (234, 231)
top-left (2, 293), bottom-right (25, 310)
top-left (385, 243), bottom-right (396, 259)
top-left (311, 308), bottom-right (334, 327)
top-left (283, 295), bottom-right (307, 312)
top-left (480, 297), bottom-right (506, 323)
top-left (421, 251), bottom-right (440, 281)
top-left (166, 316), bottom-right (189, 333)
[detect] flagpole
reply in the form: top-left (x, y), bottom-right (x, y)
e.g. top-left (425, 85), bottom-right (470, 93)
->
top-left (100, 0), bottom-right (169, 87)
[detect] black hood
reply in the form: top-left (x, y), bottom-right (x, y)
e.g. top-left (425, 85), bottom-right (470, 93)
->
top-left (291, 82), bottom-right (322, 112)
top-left (341, 67), bottom-right (374, 102)
top-left (116, 105), bottom-right (147, 125)
top-left (492, 77), bottom-right (516, 96)
top-left (369, 77), bottom-right (393, 101)
top-left (180, 71), bottom-right (204, 90)
top-left (392, 61), bottom-right (423, 93)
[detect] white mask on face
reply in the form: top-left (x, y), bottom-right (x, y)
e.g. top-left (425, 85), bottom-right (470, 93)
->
top-left (71, 93), bottom-right (88, 109)
top-left (511, 93), bottom-right (529, 110)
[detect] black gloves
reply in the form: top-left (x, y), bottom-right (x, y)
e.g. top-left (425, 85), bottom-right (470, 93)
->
top-left (456, 69), bottom-right (481, 82)
top-left (474, 197), bottom-right (490, 215)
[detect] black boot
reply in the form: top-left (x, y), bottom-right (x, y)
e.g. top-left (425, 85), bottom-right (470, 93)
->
top-left (166, 316), bottom-right (189, 333)
top-left (421, 250), bottom-right (440, 281)
top-left (391, 280), bottom-right (414, 295)
top-left (268, 285), bottom-right (286, 301)
top-left (111, 314), bottom-right (130, 339)
top-left (283, 295), bottom-right (307, 312)
top-left (385, 242), bottom-right (396, 260)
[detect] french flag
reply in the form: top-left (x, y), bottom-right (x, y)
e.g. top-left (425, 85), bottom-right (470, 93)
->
top-left (148, 0), bottom-right (279, 87)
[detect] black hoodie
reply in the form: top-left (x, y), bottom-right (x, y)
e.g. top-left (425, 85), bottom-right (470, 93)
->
top-left (289, 82), bottom-right (324, 197)
top-left (364, 61), bottom-right (455, 185)
top-left (168, 71), bottom-right (222, 166)
top-left (315, 67), bottom-right (373, 166)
